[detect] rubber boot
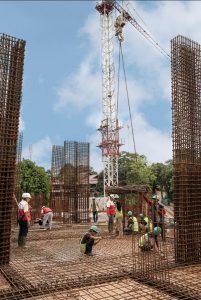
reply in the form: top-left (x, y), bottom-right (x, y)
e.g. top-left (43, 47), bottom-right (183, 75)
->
top-left (18, 236), bottom-right (23, 247)
top-left (22, 237), bottom-right (28, 248)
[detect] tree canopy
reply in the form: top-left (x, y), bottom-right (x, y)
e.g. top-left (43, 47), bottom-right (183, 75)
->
top-left (18, 159), bottom-right (50, 200)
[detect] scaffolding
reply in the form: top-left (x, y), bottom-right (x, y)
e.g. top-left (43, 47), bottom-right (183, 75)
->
top-left (0, 34), bottom-right (25, 265)
top-left (50, 141), bottom-right (90, 223)
top-left (172, 35), bottom-right (201, 263)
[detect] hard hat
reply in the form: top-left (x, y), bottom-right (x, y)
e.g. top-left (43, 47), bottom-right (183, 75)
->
top-left (152, 195), bottom-right (160, 200)
top-left (42, 206), bottom-right (45, 208)
top-left (139, 213), bottom-right (144, 218)
top-left (127, 211), bottom-right (132, 217)
top-left (110, 194), bottom-right (115, 198)
top-left (22, 193), bottom-right (31, 199)
top-left (153, 226), bottom-right (162, 236)
top-left (90, 225), bottom-right (99, 233)
top-left (114, 194), bottom-right (119, 199)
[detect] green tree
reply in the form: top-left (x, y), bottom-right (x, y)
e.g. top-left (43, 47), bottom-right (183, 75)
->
top-left (119, 151), bottom-right (156, 186)
top-left (151, 160), bottom-right (173, 201)
top-left (18, 159), bottom-right (50, 200)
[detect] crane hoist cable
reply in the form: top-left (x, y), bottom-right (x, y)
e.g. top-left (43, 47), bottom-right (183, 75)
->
top-left (113, 1), bottom-right (170, 60)
top-left (116, 40), bottom-right (137, 159)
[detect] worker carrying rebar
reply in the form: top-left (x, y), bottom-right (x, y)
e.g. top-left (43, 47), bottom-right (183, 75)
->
top-left (114, 12), bottom-right (128, 42)
top-left (80, 225), bottom-right (102, 256)
top-left (41, 206), bottom-right (53, 230)
top-left (18, 192), bottom-right (32, 248)
top-left (124, 210), bottom-right (139, 235)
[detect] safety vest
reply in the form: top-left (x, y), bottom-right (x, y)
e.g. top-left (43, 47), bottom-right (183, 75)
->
top-left (42, 207), bottom-right (52, 214)
top-left (107, 204), bottom-right (115, 216)
top-left (144, 217), bottom-right (153, 231)
top-left (139, 233), bottom-right (149, 247)
top-left (131, 216), bottom-right (139, 232)
top-left (18, 207), bottom-right (31, 221)
top-left (115, 208), bottom-right (123, 219)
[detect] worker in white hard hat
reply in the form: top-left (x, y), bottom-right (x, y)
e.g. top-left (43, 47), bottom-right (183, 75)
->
top-left (18, 193), bottom-right (32, 248)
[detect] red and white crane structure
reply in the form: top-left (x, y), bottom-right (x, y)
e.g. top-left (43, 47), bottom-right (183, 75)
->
top-left (95, 0), bottom-right (169, 194)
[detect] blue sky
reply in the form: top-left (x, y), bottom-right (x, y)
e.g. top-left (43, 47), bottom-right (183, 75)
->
top-left (0, 1), bottom-right (200, 172)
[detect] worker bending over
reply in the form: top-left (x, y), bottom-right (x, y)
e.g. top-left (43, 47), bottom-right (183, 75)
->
top-left (41, 206), bottom-right (53, 230)
top-left (139, 226), bottom-right (162, 252)
top-left (124, 211), bottom-right (139, 235)
top-left (80, 225), bottom-right (102, 256)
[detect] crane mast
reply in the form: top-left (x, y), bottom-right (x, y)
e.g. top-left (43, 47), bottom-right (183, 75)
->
top-left (96, 1), bottom-right (121, 194)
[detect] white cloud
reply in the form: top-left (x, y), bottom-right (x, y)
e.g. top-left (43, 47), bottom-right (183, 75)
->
top-left (19, 116), bottom-right (25, 132)
top-left (121, 113), bottom-right (172, 164)
top-left (52, 1), bottom-right (201, 172)
top-left (22, 136), bottom-right (52, 170)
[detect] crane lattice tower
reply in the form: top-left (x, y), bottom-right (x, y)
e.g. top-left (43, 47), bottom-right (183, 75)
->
top-left (96, 1), bottom-right (121, 193)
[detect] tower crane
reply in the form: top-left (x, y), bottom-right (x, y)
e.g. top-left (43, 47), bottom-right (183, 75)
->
top-left (96, 0), bottom-right (169, 195)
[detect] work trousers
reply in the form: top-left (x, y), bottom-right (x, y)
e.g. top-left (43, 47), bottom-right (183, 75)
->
top-left (85, 237), bottom-right (94, 254)
top-left (93, 211), bottom-right (98, 223)
top-left (43, 212), bottom-right (53, 229)
top-left (115, 217), bottom-right (123, 237)
top-left (18, 220), bottom-right (28, 247)
top-left (19, 220), bottom-right (28, 237)
top-left (108, 215), bottom-right (114, 233)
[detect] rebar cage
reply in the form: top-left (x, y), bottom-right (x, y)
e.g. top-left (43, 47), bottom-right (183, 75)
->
top-left (0, 34), bottom-right (25, 265)
top-left (50, 141), bottom-right (90, 223)
top-left (172, 35), bottom-right (201, 264)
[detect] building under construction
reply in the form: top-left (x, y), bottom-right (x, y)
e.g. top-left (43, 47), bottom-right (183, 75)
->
top-left (1, 18), bottom-right (201, 300)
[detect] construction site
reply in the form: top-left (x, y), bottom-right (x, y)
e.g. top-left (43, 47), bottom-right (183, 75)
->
top-left (0, 0), bottom-right (201, 299)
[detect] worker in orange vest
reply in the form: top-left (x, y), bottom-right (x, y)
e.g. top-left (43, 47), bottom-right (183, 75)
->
top-left (106, 195), bottom-right (116, 233)
top-left (18, 193), bottom-right (32, 248)
top-left (41, 206), bottom-right (53, 230)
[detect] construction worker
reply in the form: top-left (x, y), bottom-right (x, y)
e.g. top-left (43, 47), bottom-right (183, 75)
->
top-left (115, 195), bottom-right (123, 237)
top-left (114, 13), bottom-right (126, 42)
top-left (41, 206), bottom-right (53, 230)
top-left (91, 197), bottom-right (99, 223)
top-left (106, 194), bottom-right (116, 233)
top-left (18, 193), bottom-right (32, 248)
top-left (143, 193), bottom-right (166, 241)
top-left (139, 213), bottom-right (153, 233)
top-left (80, 225), bottom-right (102, 256)
top-left (139, 226), bottom-right (162, 251)
top-left (124, 211), bottom-right (139, 235)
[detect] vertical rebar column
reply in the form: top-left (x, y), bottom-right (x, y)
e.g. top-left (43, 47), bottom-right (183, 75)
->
top-left (0, 34), bottom-right (25, 265)
top-left (51, 141), bottom-right (90, 224)
top-left (172, 35), bottom-right (201, 263)
top-left (50, 145), bottom-right (64, 221)
top-left (63, 141), bottom-right (90, 224)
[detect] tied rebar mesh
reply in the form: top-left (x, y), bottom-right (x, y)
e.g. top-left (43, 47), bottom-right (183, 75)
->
top-left (51, 141), bottom-right (90, 224)
top-left (0, 34), bottom-right (25, 265)
top-left (171, 35), bottom-right (201, 263)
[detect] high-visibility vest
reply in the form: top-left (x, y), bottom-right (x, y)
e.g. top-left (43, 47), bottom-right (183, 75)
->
top-left (139, 233), bottom-right (149, 247)
top-left (131, 216), bottom-right (139, 232)
top-left (115, 208), bottom-right (123, 219)
top-left (144, 217), bottom-right (153, 231)
top-left (107, 204), bottom-right (115, 216)
top-left (18, 208), bottom-right (31, 221)
top-left (42, 207), bottom-right (52, 214)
